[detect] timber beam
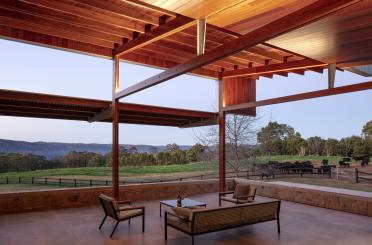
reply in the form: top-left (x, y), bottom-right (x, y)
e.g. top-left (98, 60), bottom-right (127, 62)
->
top-left (223, 81), bottom-right (372, 113)
top-left (113, 15), bottom-right (196, 57)
top-left (88, 106), bottom-right (112, 123)
top-left (115, 0), bottom-right (360, 99)
top-left (179, 116), bottom-right (218, 128)
top-left (222, 59), bottom-right (326, 78)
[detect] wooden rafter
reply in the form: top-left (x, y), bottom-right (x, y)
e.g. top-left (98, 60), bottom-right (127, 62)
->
top-left (222, 59), bottom-right (326, 78)
top-left (115, 0), bottom-right (360, 99)
top-left (113, 15), bottom-right (195, 57)
top-left (223, 81), bottom-right (372, 113)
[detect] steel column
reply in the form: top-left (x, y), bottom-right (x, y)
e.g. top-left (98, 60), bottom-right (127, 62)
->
top-left (112, 56), bottom-right (120, 200)
top-left (218, 73), bottom-right (226, 192)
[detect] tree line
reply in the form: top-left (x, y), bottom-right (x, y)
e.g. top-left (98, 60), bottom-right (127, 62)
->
top-left (255, 121), bottom-right (372, 157)
top-left (0, 143), bottom-right (205, 173)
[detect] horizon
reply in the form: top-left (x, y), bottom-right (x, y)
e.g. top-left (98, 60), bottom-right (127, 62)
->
top-left (0, 39), bottom-right (371, 145)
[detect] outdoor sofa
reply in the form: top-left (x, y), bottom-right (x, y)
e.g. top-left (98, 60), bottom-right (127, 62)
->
top-left (164, 200), bottom-right (281, 245)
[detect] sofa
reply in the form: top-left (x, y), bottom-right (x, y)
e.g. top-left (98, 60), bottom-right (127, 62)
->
top-left (164, 200), bottom-right (281, 245)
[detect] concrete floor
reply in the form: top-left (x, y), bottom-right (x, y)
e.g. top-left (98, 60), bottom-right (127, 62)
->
top-left (0, 193), bottom-right (371, 245)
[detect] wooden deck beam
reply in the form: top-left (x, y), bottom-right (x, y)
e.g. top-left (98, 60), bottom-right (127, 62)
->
top-left (222, 59), bottom-right (326, 78)
top-left (115, 0), bottom-right (360, 99)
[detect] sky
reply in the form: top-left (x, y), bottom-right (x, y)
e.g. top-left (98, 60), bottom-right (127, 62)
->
top-left (0, 39), bottom-right (371, 145)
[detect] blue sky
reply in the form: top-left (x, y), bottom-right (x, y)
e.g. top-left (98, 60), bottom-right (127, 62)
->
top-left (0, 39), bottom-right (371, 145)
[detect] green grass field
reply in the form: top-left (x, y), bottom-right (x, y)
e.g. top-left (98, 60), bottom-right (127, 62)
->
top-left (0, 155), bottom-right (344, 179)
top-left (0, 162), bottom-right (217, 179)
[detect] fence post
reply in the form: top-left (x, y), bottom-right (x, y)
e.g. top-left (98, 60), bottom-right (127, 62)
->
top-left (19, 177), bottom-right (21, 184)
top-left (32, 177), bottom-right (34, 184)
top-left (74, 179), bottom-right (77, 187)
top-left (300, 169), bottom-right (303, 178)
top-left (106, 180), bottom-right (108, 186)
top-left (90, 179), bottom-right (92, 186)
top-left (355, 168), bottom-right (359, 183)
top-left (59, 178), bottom-right (61, 186)
top-left (6, 177), bottom-right (8, 184)
top-left (45, 177), bottom-right (47, 184)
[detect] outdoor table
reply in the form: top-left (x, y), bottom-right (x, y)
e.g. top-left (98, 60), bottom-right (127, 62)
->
top-left (159, 198), bottom-right (207, 217)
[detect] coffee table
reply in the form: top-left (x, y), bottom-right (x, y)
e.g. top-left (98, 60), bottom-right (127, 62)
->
top-left (159, 198), bottom-right (207, 217)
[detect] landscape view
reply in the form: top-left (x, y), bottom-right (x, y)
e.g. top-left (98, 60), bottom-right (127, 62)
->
top-left (1, 118), bottom-right (371, 193)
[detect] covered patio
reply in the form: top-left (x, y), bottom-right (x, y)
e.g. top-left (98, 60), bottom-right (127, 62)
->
top-left (1, 193), bottom-right (371, 245)
top-left (0, 0), bottom-right (372, 244)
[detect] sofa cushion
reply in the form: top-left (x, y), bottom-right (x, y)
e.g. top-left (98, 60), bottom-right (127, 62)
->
top-left (167, 216), bottom-right (192, 233)
top-left (192, 206), bottom-right (241, 233)
top-left (240, 201), bottom-right (278, 224)
top-left (172, 207), bottom-right (193, 221)
top-left (233, 184), bottom-right (250, 199)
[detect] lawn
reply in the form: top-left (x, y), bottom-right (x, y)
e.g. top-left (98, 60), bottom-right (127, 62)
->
top-left (0, 155), bottom-right (347, 179)
top-left (0, 161), bottom-right (218, 179)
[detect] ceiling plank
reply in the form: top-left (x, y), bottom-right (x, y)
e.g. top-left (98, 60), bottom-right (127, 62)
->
top-left (115, 0), bottom-right (360, 99)
top-left (22, 0), bottom-right (146, 32)
top-left (0, 0), bottom-right (133, 38)
top-left (0, 8), bottom-right (117, 47)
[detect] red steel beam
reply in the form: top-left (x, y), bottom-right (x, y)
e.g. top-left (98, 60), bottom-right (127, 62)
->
top-left (223, 81), bottom-right (372, 113)
top-left (115, 0), bottom-right (360, 99)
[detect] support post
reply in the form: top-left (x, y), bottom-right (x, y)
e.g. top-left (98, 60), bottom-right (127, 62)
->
top-left (112, 56), bottom-right (120, 200)
top-left (218, 73), bottom-right (226, 192)
top-left (328, 63), bottom-right (336, 89)
top-left (197, 18), bottom-right (207, 55)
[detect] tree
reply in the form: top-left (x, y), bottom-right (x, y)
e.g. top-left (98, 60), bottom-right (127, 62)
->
top-left (257, 121), bottom-right (295, 155)
top-left (324, 138), bottom-right (338, 156)
top-left (284, 132), bottom-right (306, 155)
top-left (187, 144), bottom-right (205, 162)
top-left (362, 121), bottom-right (372, 138)
top-left (196, 114), bottom-right (259, 173)
top-left (306, 136), bottom-right (325, 155)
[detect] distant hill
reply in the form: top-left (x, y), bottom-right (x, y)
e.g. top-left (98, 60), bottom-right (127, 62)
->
top-left (0, 139), bottom-right (192, 159)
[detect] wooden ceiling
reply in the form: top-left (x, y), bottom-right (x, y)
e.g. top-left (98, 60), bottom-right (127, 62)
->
top-left (268, 0), bottom-right (372, 68)
top-left (0, 0), bottom-right (327, 80)
top-left (0, 89), bottom-right (217, 127)
top-left (144, 0), bottom-right (372, 69)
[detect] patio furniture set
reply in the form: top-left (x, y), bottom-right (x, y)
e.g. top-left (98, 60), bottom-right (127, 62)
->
top-left (98, 180), bottom-right (281, 244)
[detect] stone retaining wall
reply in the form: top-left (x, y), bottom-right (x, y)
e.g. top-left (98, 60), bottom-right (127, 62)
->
top-left (232, 179), bottom-right (372, 217)
top-left (0, 179), bottom-right (219, 214)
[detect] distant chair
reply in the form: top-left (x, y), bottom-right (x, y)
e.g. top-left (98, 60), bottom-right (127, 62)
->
top-left (98, 194), bottom-right (145, 238)
top-left (219, 183), bottom-right (256, 206)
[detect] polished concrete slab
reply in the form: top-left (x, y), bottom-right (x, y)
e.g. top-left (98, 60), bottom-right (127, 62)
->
top-left (0, 193), bottom-right (371, 245)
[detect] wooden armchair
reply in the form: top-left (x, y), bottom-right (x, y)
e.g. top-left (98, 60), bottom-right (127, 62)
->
top-left (98, 194), bottom-right (145, 238)
top-left (219, 184), bottom-right (256, 206)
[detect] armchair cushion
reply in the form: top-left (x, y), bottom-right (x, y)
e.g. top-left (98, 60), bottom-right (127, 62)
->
top-left (118, 209), bottom-right (143, 220)
top-left (233, 184), bottom-right (250, 199)
top-left (99, 194), bottom-right (118, 211)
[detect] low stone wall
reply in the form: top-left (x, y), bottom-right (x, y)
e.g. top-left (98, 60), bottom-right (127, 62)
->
top-left (233, 179), bottom-right (372, 217)
top-left (0, 179), bottom-right (219, 214)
